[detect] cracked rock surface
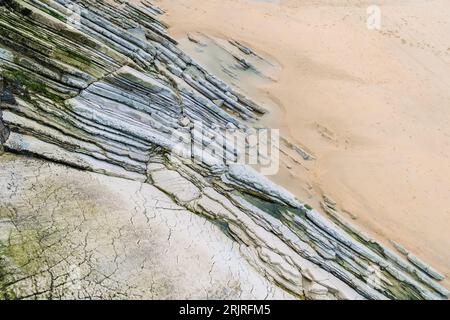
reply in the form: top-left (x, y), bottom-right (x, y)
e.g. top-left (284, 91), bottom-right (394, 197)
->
top-left (0, 154), bottom-right (292, 299)
top-left (0, 0), bottom-right (448, 299)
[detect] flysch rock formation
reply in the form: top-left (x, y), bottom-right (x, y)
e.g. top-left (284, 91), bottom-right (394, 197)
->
top-left (0, 153), bottom-right (293, 299)
top-left (0, 0), bottom-right (448, 299)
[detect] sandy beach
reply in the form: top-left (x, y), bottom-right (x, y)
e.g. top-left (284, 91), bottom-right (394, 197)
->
top-left (155, 0), bottom-right (450, 286)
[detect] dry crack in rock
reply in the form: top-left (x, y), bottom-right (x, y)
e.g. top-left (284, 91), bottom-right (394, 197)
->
top-left (0, 0), bottom-right (448, 300)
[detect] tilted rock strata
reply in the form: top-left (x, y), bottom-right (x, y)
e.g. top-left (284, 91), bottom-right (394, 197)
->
top-left (0, 0), bottom-right (448, 299)
top-left (0, 154), bottom-right (293, 299)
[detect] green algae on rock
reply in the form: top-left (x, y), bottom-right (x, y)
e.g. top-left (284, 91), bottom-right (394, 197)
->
top-left (0, 0), bottom-right (448, 300)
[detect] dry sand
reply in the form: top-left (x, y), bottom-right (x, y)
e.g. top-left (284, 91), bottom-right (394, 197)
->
top-left (154, 0), bottom-right (450, 286)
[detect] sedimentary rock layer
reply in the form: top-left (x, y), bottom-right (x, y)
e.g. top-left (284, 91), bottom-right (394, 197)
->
top-left (0, 153), bottom-right (293, 299)
top-left (0, 0), bottom-right (448, 299)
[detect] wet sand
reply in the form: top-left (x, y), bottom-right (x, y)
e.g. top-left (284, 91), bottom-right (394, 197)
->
top-left (154, 0), bottom-right (450, 286)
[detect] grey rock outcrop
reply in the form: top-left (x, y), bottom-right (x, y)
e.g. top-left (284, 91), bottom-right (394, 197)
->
top-left (0, 154), bottom-right (293, 299)
top-left (0, 0), bottom-right (448, 299)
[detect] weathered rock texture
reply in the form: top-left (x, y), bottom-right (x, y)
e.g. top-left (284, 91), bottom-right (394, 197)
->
top-left (0, 0), bottom-right (448, 299)
top-left (0, 153), bottom-right (292, 299)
